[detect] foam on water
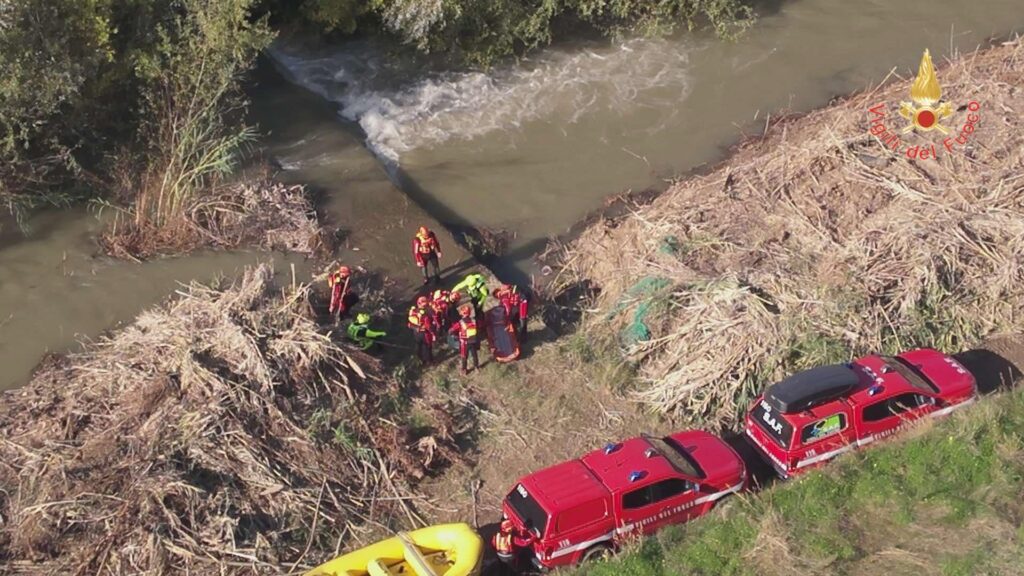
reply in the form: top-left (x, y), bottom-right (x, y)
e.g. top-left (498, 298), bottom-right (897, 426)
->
top-left (267, 38), bottom-right (694, 163)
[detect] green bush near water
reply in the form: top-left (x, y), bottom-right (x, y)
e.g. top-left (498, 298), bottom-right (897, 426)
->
top-left (563, 388), bottom-right (1024, 576)
top-left (0, 0), bottom-right (271, 226)
top-left (265, 0), bottom-right (755, 66)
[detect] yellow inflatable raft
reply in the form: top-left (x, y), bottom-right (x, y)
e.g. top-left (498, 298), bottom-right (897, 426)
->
top-left (305, 523), bottom-right (483, 576)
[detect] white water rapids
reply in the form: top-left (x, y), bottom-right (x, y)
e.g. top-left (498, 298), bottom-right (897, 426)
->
top-left (268, 38), bottom-right (696, 164)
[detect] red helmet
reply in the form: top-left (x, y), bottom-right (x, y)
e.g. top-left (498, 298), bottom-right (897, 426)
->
top-left (449, 291), bottom-right (461, 302)
top-left (416, 296), bottom-right (429, 307)
top-left (337, 266), bottom-right (351, 276)
top-left (500, 519), bottom-right (513, 532)
top-left (459, 304), bottom-right (473, 317)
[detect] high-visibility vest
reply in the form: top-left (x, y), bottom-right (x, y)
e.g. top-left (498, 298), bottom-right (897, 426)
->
top-left (347, 322), bottom-right (368, 341)
top-left (457, 318), bottom-right (478, 341)
top-left (408, 306), bottom-right (427, 329)
top-left (493, 532), bottom-right (513, 557)
top-left (416, 232), bottom-right (438, 254)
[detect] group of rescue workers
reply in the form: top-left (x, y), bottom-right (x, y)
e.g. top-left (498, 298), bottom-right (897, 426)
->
top-left (326, 226), bottom-right (529, 375)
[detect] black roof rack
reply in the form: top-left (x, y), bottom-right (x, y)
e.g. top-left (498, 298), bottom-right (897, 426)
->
top-left (765, 364), bottom-right (860, 413)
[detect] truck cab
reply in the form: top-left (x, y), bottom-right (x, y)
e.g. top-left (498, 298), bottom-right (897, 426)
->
top-left (744, 348), bottom-right (976, 479)
top-left (499, 430), bottom-right (745, 570)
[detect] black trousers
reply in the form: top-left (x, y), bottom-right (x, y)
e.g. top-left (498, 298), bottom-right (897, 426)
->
top-left (420, 253), bottom-right (440, 282)
top-left (510, 310), bottom-right (527, 342)
top-left (413, 331), bottom-right (433, 364)
top-left (459, 340), bottom-right (480, 371)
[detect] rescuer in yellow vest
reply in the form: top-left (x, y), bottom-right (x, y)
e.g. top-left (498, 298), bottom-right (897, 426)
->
top-left (448, 304), bottom-right (480, 374)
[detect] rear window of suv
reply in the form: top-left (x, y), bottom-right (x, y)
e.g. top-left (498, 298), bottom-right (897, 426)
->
top-left (880, 356), bottom-right (940, 393)
top-left (506, 483), bottom-right (550, 538)
top-left (751, 399), bottom-right (794, 448)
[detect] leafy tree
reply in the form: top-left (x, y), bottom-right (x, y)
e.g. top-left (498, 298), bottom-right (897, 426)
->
top-left (128, 0), bottom-right (274, 230)
top-left (0, 0), bottom-right (114, 218)
top-left (370, 0), bottom-right (754, 65)
top-left (0, 0), bottom-right (273, 228)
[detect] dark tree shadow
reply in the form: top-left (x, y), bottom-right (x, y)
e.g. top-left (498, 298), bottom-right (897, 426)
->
top-left (954, 348), bottom-right (1023, 395)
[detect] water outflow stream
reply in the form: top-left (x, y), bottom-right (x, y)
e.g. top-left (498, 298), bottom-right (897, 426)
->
top-left (269, 0), bottom-right (1023, 273)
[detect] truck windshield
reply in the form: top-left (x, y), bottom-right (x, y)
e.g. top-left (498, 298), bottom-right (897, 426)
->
top-left (506, 484), bottom-right (549, 538)
top-left (751, 399), bottom-right (794, 448)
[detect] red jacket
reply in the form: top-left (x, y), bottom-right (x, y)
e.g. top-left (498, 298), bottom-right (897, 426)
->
top-left (412, 231), bottom-right (441, 261)
top-left (407, 306), bottom-right (434, 334)
top-left (449, 318), bottom-right (479, 343)
top-left (499, 287), bottom-right (528, 319)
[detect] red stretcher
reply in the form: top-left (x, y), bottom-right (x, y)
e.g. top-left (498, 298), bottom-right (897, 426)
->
top-left (485, 305), bottom-right (520, 363)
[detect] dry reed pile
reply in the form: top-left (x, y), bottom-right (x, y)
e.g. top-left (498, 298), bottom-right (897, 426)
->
top-left (555, 40), bottom-right (1024, 424)
top-left (102, 178), bottom-right (323, 259)
top-left (0, 265), bottom-right (460, 574)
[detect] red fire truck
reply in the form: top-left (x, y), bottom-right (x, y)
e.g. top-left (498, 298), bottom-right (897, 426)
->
top-left (497, 430), bottom-right (746, 570)
top-left (744, 348), bottom-right (977, 479)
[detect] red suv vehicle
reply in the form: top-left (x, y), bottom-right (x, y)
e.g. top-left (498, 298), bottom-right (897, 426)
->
top-left (744, 348), bottom-right (977, 479)
top-left (497, 430), bottom-right (745, 571)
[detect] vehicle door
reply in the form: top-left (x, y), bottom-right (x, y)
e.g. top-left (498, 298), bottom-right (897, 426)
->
top-left (858, 391), bottom-right (937, 444)
top-left (793, 409), bottom-right (855, 471)
top-left (617, 477), bottom-right (696, 536)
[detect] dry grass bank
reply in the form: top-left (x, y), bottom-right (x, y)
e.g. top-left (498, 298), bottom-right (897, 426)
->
top-left (0, 265), bottom-right (468, 574)
top-left (101, 178), bottom-right (325, 260)
top-left (554, 40), bottom-right (1024, 424)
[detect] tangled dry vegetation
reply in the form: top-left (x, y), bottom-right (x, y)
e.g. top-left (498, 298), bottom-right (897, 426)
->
top-left (101, 178), bottom-right (325, 260)
top-left (0, 265), bottom-right (467, 574)
top-left (555, 40), bottom-right (1024, 425)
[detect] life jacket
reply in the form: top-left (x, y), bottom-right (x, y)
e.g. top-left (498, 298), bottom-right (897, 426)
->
top-left (408, 306), bottom-right (428, 330)
top-left (501, 286), bottom-right (527, 317)
top-left (347, 322), bottom-right (368, 341)
top-left (415, 231), bottom-right (438, 254)
top-left (493, 531), bottom-right (514, 558)
top-left (456, 318), bottom-right (478, 342)
top-left (431, 290), bottom-right (450, 315)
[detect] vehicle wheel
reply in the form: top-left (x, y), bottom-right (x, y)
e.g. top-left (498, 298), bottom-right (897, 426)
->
top-left (580, 544), bottom-right (613, 564)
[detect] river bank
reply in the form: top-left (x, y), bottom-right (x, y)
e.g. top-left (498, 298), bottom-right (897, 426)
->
top-left (549, 38), bottom-right (1024, 425)
top-left (2, 29), bottom-right (1024, 576)
top-left (414, 35), bottom-right (1024, 563)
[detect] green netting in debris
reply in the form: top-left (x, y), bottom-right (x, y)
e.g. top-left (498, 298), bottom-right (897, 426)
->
top-left (659, 235), bottom-right (681, 255)
top-left (606, 276), bottom-right (673, 347)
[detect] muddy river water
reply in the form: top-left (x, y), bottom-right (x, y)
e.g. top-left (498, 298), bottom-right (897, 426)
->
top-left (1, 0), bottom-right (1021, 391)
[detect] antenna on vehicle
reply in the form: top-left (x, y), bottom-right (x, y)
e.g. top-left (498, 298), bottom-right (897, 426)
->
top-left (629, 470), bottom-right (646, 482)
